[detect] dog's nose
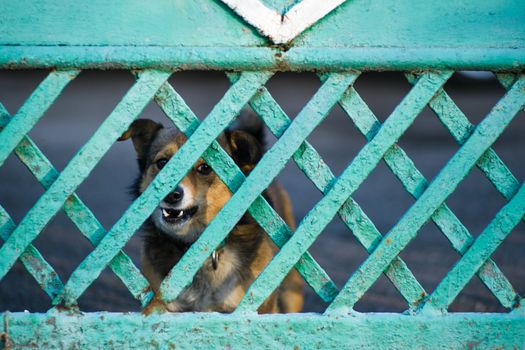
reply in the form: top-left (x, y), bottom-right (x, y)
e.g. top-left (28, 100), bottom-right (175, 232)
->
top-left (165, 186), bottom-right (184, 204)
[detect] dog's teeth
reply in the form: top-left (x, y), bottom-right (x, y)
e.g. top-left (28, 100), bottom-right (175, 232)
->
top-left (162, 209), bottom-right (170, 217)
top-left (177, 210), bottom-right (184, 218)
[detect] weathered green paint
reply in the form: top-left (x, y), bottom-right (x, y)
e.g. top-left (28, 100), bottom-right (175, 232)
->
top-left (1, 0), bottom-right (523, 71)
top-left (1, 0), bottom-right (524, 71)
top-left (0, 102), bottom-right (152, 305)
top-left (296, 0), bottom-right (525, 49)
top-left (0, 0), bottom-right (264, 47)
top-left (404, 73), bottom-right (521, 308)
top-left (328, 75), bottom-right (525, 313)
top-left (237, 72), bottom-right (451, 312)
top-left (325, 72), bottom-right (519, 309)
top-left (1, 0), bottom-right (525, 348)
top-left (1, 312), bottom-right (524, 349)
top-left (424, 182), bottom-right (525, 312)
top-left (0, 70), bottom-right (171, 283)
top-left (0, 206), bottom-right (63, 300)
top-left (0, 70), bottom-right (78, 167)
top-left (1, 46), bottom-right (524, 71)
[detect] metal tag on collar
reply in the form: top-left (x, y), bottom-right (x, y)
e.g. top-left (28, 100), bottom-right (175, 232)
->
top-left (211, 250), bottom-right (219, 270)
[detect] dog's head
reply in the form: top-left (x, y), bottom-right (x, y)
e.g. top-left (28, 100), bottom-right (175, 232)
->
top-left (119, 119), bottom-right (262, 244)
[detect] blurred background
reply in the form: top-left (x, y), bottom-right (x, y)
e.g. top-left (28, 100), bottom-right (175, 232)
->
top-left (0, 70), bottom-right (523, 313)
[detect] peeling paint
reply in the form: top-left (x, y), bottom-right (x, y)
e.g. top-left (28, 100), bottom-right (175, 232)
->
top-left (329, 75), bottom-right (525, 313)
top-left (1, 312), bottom-right (524, 349)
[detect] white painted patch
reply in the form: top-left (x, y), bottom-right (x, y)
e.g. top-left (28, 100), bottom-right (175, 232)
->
top-left (220, 0), bottom-right (347, 44)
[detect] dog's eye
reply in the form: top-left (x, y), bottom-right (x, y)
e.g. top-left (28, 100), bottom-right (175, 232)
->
top-left (156, 158), bottom-right (169, 169)
top-left (196, 163), bottom-right (212, 175)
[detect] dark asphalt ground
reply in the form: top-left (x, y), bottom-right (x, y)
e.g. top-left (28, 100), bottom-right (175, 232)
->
top-left (1, 70), bottom-right (523, 313)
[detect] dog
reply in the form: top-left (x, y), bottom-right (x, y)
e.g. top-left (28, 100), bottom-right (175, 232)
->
top-left (119, 113), bottom-right (304, 314)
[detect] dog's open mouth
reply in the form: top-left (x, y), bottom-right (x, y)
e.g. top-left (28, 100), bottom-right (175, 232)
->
top-left (160, 206), bottom-right (198, 225)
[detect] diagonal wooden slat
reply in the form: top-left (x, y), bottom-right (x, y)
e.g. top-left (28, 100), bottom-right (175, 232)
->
top-left (327, 74), bottom-right (525, 313)
top-left (234, 71), bottom-right (452, 312)
top-left (496, 74), bottom-right (523, 100)
top-left (228, 72), bottom-right (426, 307)
top-left (0, 206), bottom-right (64, 299)
top-left (58, 71), bottom-right (273, 306)
top-left (154, 81), bottom-right (339, 302)
top-left (0, 70), bottom-right (172, 284)
top-left (0, 70), bottom-right (79, 167)
top-left (0, 103), bottom-right (152, 305)
top-left (423, 182), bottom-right (525, 312)
top-left (404, 73), bottom-right (520, 308)
top-left (158, 72), bottom-right (357, 304)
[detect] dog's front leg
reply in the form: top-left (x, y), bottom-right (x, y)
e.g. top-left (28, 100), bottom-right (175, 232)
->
top-left (142, 295), bottom-right (182, 315)
top-left (165, 301), bottom-right (183, 312)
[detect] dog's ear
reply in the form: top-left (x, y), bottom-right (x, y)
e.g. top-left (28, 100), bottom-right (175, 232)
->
top-left (227, 130), bottom-right (263, 174)
top-left (118, 119), bottom-right (163, 168)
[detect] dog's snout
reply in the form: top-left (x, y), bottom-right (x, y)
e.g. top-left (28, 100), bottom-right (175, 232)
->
top-left (165, 186), bottom-right (184, 204)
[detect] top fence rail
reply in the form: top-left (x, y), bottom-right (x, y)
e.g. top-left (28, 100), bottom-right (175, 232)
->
top-left (0, 0), bottom-right (524, 71)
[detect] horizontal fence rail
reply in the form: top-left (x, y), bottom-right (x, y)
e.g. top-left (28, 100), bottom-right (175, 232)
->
top-left (2, 312), bottom-right (525, 349)
top-left (2, 46), bottom-right (524, 71)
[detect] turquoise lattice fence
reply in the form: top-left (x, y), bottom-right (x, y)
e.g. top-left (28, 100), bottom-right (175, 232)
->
top-left (1, 0), bottom-right (525, 348)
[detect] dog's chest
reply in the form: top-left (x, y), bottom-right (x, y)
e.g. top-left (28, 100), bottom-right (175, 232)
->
top-left (170, 248), bottom-right (247, 312)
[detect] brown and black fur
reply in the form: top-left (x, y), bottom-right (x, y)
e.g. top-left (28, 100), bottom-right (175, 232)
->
top-left (119, 115), bottom-right (304, 314)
